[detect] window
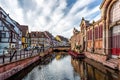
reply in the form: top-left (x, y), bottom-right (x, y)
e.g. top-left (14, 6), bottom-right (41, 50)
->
top-left (87, 30), bottom-right (93, 40)
top-left (88, 31), bottom-right (90, 40)
top-left (0, 32), bottom-right (2, 42)
top-left (87, 31), bottom-right (89, 40)
top-left (0, 21), bottom-right (1, 26)
top-left (0, 32), bottom-right (6, 38)
top-left (0, 12), bottom-right (2, 18)
top-left (41, 35), bottom-right (44, 38)
top-left (90, 30), bottom-right (92, 40)
top-left (0, 26), bottom-right (3, 30)
top-left (99, 25), bottom-right (103, 38)
top-left (0, 32), bottom-right (6, 42)
top-left (6, 32), bottom-right (9, 37)
top-left (33, 34), bottom-right (36, 37)
top-left (4, 27), bottom-right (8, 31)
top-left (95, 27), bottom-right (98, 39)
top-left (110, 0), bottom-right (120, 22)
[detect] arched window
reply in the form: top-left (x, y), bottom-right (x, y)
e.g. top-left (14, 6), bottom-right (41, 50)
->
top-left (110, 0), bottom-right (120, 23)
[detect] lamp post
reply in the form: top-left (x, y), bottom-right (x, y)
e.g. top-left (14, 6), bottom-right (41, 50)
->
top-left (43, 39), bottom-right (44, 52)
top-left (42, 35), bottom-right (44, 52)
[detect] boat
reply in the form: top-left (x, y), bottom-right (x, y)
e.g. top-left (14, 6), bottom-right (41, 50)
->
top-left (68, 50), bottom-right (85, 59)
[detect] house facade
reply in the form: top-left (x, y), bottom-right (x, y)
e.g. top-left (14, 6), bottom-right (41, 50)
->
top-left (70, 28), bottom-right (82, 53)
top-left (0, 7), bottom-right (22, 54)
top-left (30, 31), bottom-right (54, 48)
top-left (70, 0), bottom-right (120, 59)
top-left (100, 0), bottom-right (120, 58)
top-left (19, 25), bottom-right (29, 49)
top-left (55, 35), bottom-right (69, 47)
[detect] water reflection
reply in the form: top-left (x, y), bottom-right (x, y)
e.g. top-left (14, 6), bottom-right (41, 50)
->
top-left (71, 58), bottom-right (120, 80)
top-left (9, 52), bottom-right (120, 80)
top-left (23, 53), bottom-right (80, 80)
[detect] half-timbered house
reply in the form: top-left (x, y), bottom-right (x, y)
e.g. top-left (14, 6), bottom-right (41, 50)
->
top-left (0, 7), bottom-right (22, 54)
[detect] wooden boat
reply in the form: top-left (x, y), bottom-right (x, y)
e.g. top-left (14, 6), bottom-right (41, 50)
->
top-left (68, 50), bottom-right (85, 59)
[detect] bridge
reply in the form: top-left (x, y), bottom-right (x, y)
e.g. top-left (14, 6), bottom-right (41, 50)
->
top-left (52, 46), bottom-right (70, 52)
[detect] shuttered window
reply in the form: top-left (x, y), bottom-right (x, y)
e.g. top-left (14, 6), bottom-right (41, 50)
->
top-left (99, 25), bottom-right (103, 38)
top-left (95, 27), bottom-right (98, 39)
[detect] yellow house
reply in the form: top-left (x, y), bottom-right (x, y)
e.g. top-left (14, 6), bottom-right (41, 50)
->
top-left (55, 35), bottom-right (68, 42)
top-left (20, 25), bottom-right (29, 49)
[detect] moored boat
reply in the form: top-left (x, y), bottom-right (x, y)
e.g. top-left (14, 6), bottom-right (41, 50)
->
top-left (68, 50), bottom-right (85, 59)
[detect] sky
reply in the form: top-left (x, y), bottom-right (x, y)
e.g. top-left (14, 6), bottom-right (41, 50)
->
top-left (0, 0), bottom-right (103, 38)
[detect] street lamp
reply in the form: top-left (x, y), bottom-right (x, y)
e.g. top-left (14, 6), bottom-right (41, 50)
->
top-left (42, 35), bottom-right (44, 52)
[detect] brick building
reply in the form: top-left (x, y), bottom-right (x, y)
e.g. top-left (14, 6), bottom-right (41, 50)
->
top-left (70, 0), bottom-right (120, 59)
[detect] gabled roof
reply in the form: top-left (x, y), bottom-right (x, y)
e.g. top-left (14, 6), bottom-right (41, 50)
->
top-left (0, 18), bottom-right (15, 33)
top-left (19, 25), bottom-right (28, 37)
top-left (0, 6), bottom-right (21, 34)
top-left (11, 19), bottom-right (22, 31)
top-left (80, 17), bottom-right (91, 30)
top-left (38, 32), bottom-right (47, 38)
top-left (73, 28), bottom-right (79, 35)
top-left (44, 31), bottom-right (54, 39)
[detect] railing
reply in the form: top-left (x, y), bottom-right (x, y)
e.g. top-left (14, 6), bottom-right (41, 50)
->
top-left (0, 48), bottom-right (44, 65)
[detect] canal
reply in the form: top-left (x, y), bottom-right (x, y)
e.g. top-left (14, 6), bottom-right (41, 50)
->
top-left (8, 52), bottom-right (120, 80)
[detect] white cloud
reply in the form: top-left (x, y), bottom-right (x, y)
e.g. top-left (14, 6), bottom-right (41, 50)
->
top-left (0, 0), bottom-right (101, 38)
top-left (0, 0), bottom-right (24, 24)
top-left (69, 0), bottom-right (95, 14)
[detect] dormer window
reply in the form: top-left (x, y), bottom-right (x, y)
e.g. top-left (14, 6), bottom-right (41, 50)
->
top-left (41, 35), bottom-right (44, 38)
top-left (33, 34), bottom-right (36, 37)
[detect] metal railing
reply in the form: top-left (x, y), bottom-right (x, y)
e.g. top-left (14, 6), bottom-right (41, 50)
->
top-left (0, 48), bottom-right (44, 65)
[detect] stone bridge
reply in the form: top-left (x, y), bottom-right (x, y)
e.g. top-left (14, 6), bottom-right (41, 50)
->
top-left (52, 46), bottom-right (70, 52)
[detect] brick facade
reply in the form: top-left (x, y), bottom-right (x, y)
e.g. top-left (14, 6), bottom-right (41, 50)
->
top-left (70, 0), bottom-right (120, 59)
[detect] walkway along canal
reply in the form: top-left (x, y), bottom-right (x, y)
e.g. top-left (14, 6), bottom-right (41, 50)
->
top-left (7, 52), bottom-right (120, 80)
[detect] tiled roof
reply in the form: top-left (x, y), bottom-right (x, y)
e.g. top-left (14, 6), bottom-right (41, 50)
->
top-left (84, 20), bottom-right (92, 27)
top-left (30, 31), bottom-right (47, 38)
top-left (44, 31), bottom-right (54, 39)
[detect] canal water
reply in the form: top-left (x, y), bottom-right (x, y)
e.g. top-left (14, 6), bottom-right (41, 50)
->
top-left (9, 52), bottom-right (120, 80)
top-left (23, 53), bottom-right (80, 80)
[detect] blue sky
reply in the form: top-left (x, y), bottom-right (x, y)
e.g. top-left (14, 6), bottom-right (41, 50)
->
top-left (0, 0), bottom-right (103, 38)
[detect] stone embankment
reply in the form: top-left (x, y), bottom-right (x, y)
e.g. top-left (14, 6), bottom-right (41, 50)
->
top-left (85, 52), bottom-right (120, 71)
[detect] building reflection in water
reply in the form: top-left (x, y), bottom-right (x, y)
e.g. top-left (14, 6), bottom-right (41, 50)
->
top-left (71, 58), bottom-right (120, 80)
top-left (55, 52), bottom-right (68, 60)
top-left (22, 53), bottom-right (80, 80)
